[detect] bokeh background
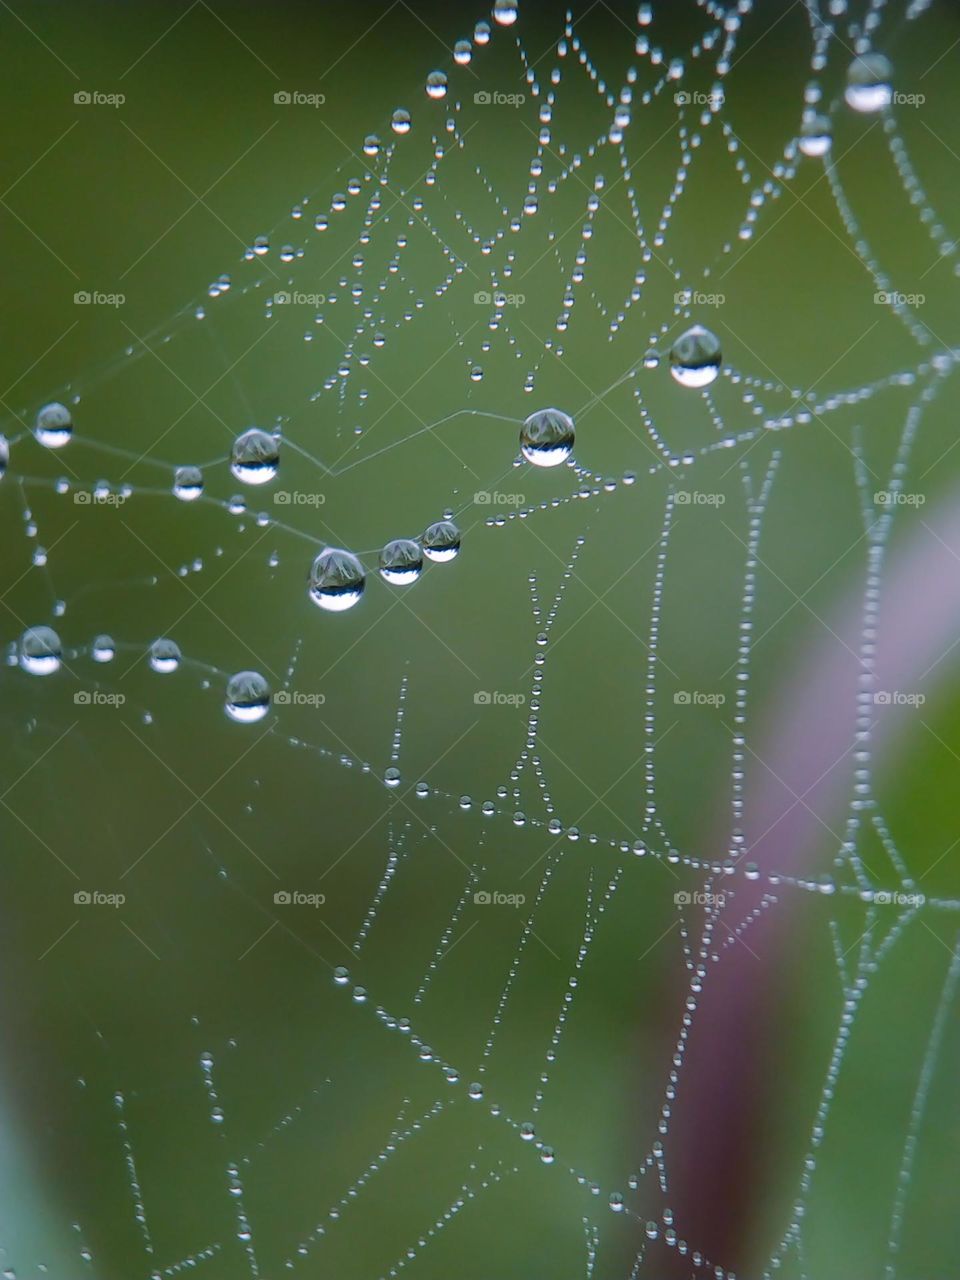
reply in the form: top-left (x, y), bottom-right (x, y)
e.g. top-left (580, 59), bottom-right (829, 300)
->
top-left (1, 1), bottom-right (959, 1277)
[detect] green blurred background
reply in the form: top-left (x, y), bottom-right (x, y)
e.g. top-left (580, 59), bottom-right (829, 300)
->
top-left (1, 1), bottom-right (959, 1277)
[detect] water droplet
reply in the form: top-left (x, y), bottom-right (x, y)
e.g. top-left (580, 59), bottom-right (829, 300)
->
top-left (422, 520), bottom-right (461, 563)
top-left (92, 634), bottom-right (115, 663)
top-left (19, 626), bottom-right (61, 675)
top-left (0, 435), bottom-right (8, 478)
top-left (308, 548), bottom-right (365, 612)
top-left (468, 1081), bottom-right (484, 1099)
top-left (845, 52), bottom-right (893, 113)
top-left (520, 408), bottom-right (575, 467)
top-left (149, 638), bottom-right (181, 674)
top-left (173, 465), bottom-right (204, 501)
top-left (34, 402), bottom-right (72, 449)
top-left (799, 113), bottom-right (832, 158)
top-left (493, 0), bottom-right (518, 25)
top-left (333, 965), bottom-right (350, 986)
top-left (379, 537), bottom-right (423, 585)
top-left (362, 133), bottom-right (380, 157)
top-left (426, 70), bottom-right (448, 101)
top-left (384, 766), bottom-right (401, 788)
top-left (230, 429), bottom-right (278, 486)
top-left (391, 107), bottom-right (411, 135)
top-left (670, 325), bottom-right (722, 388)
top-left (225, 671), bottom-right (271, 723)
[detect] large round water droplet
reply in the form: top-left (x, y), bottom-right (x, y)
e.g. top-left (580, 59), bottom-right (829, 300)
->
top-left (520, 408), bottom-right (575, 467)
top-left (845, 52), bottom-right (893, 113)
top-left (423, 520), bottom-right (461, 563)
top-left (670, 325), bottom-right (722, 388)
top-left (426, 70), bottom-right (448, 100)
top-left (34, 402), bottom-right (72, 449)
top-left (391, 107), bottom-right (411, 135)
top-left (19, 626), bottom-right (61, 675)
top-left (230, 429), bottom-right (278, 486)
top-left (493, 0), bottom-right (518, 25)
top-left (309, 547), bottom-right (365, 612)
top-left (173, 465), bottom-right (204, 501)
top-left (92, 634), bottom-right (115, 663)
top-left (225, 670), bottom-right (271, 723)
top-left (799, 114), bottom-right (832, 158)
top-left (149, 638), bottom-right (181, 673)
top-left (379, 538), bottom-right (423, 585)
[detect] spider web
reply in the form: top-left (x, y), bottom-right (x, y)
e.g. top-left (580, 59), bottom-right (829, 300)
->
top-left (2, 1), bottom-right (960, 1278)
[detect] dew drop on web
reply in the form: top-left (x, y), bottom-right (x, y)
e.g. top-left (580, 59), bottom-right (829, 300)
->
top-left (19, 625), bottom-right (61, 676)
top-left (379, 538), bottom-right (423, 586)
top-left (230, 429), bottom-right (279, 486)
top-left (308, 547), bottom-right (366, 612)
top-left (520, 408), bottom-right (575, 467)
top-left (173, 465), bottom-right (204, 501)
top-left (34, 402), bottom-right (73, 449)
top-left (669, 324), bottom-right (722, 388)
top-left (149, 638), bottom-right (181, 674)
top-left (422, 520), bottom-right (461, 563)
top-left (225, 671), bottom-right (271, 724)
top-left (844, 52), bottom-right (893, 112)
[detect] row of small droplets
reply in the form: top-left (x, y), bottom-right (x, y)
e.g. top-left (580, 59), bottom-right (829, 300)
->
top-left (352, 819), bottom-right (404, 954)
top-left (822, 154), bottom-right (932, 348)
top-left (883, 111), bottom-right (959, 267)
top-left (531, 869), bottom-right (623, 1115)
top-left (730, 453), bottom-right (781, 858)
top-left (113, 1091), bottom-right (154, 1257)
top-left (642, 495), bottom-right (675, 843)
top-left (413, 866), bottom-right (481, 1004)
top-left (288, 1100), bottom-right (446, 1265)
top-left (198, 1053), bottom-right (260, 1276)
top-left (506, 536), bottom-right (587, 810)
top-left (379, 1163), bottom-right (518, 1279)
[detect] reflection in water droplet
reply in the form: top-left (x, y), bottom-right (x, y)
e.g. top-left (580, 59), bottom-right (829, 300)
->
top-left (494, 0), bottom-right (518, 25)
top-left (309, 547), bottom-right (365, 612)
top-left (225, 671), bottom-right (271, 723)
top-left (520, 408), bottom-right (575, 467)
top-left (19, 626), bottom-right (61, 675)
top-left (173, 465), bottom-right (204, 501)
top-left (384, 766), bottom-right (401, 788)
top-left (149, 638), bottom-right (181, 673)
top-left (426, 70), bottom-right (448, 100)
top-left (670, 324), bottom-right (722, 388)
top-left (391, 107), bottom-right (411, 135)
top-left (422, 520), bottom-right (461, 562)
top-left (231, 429), bottom-right (279, 485)
top-left (845, 52), bottom-right (893, 113)
top-left (34, 402), bottom-right (73, 449)
top-left (799, 113), bottom-right (832, 158)
top-left (379, 538), bottom-right (423, 585)
top-left (92, 634), bottom-right (115, 663)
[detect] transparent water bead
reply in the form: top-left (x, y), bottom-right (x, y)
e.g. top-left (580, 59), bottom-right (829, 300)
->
top-left (0, 434), bottom-right (8, 478)
top-left (173, 465), bottom-right (204, 501)
top-left (384, 766), bottom-right (401, 788)
top-left (425, 70), bottom-right (448, 100)
top-left (225, 671), bottom-right (271, 723)
top-left (520, 407), bottom-right (575, 467)
top-left (230, 429), bottom-right (279, 485)
top-left (149, 638), bottom-right (181, 673)
top-left (845, 52), bottom-right (893, 113)
top-left (391, 107), bottom-right (411, 135)
top-left (379, 538), bottom-right (423, 585)
top-left (91, 634), bottom-right (115, 663)
top-left (422, 520), bottom-right (461, 562)
top-left (308, 547), bottom-right (365, 612)
top-left (493, 0), bottom-right (518, 24)
top-left (799, 114), bottom-right (832, 158)
top-left (19, 626), bottom-right (61, 676)
top-left (669, 324), bottom-right (722, 388)
top-left (34, 402), bottom-right (73, 449)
